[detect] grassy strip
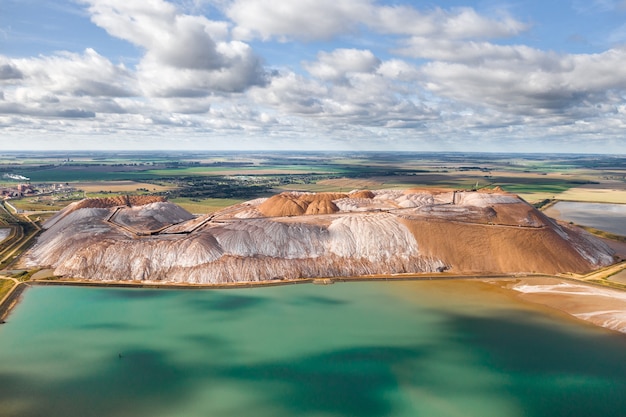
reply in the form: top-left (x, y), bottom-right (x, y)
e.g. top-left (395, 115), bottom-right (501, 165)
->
top-left (587, 279), bottom-right (626, 291)
top-left (533, 199), bottom-right (556, 209)
top-left (578, 226), bottom-right (626, 243)
top-left (8, 198), bottom-right (79, 212)
top-left (10, 269), bottom-right (41, 282)
top-left (0, 278), bottom-right (15, 301)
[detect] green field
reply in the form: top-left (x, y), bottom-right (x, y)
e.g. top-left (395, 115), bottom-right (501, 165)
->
top-left (16, 161), bottom-right (345, 183)
top-left (2, 151), bottom-right (624, 212)
top-left (0, 278), bottom-right (15, 300)
top-left (170, 197), bottom-right (246, 214)
top-left (8, 198), bottom-right (80, 212)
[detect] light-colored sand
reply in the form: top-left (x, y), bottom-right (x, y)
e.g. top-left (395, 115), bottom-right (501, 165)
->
top-left (488, 278), bottom-right (626, 334)
top-left (609, 270), bottom-right (626, 285)
top-left (30, 269), bottom-right (56, 280)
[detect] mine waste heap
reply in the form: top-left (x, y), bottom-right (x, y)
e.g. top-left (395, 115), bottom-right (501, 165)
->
top-left (24, 189), bottom-right (615, 284)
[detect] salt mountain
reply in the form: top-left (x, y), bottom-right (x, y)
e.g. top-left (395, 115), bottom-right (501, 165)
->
top-left (24, 190), bottom-right (615, 283)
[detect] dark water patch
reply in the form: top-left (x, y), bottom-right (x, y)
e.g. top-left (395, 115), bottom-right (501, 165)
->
top-left (446, 311), bottom-right (626, 417)
top-left (188, 293), bottom-right (266, 312)
top-left (184, 333), bottom-right (231, 350)
top-left (448, 309), bottom-right (626, 375)
top-left (219, 346), bottom-right (423, 417)
top-left (295, 295), bottom-right (348, 306)
top-left (95, 288), bottom-right (170, 300)
top-left (0, 349), bottom-right (197, 417)
top-left (77, 322), bottom-right (145, 331)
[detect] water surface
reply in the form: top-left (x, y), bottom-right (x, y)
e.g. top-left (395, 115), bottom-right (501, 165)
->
top-left (0, 281), bottom-right (625, 417)
top-left (544, 201), bottom-right (626, 235)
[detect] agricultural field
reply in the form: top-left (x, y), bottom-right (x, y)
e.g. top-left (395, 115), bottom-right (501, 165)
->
top-left (0, 278), bottom-right (14, 301)
top-left (74, 181), bottom-right (175, 194)
top-left (1, 151), bottom-right (624, 213)
top-left (552, 183), bottom-right (626, 204)
top-left (170, 197), bottom-right (247, 214)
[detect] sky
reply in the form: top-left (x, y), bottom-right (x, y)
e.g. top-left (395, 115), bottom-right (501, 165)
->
top-left (1, 0), bottom-right (626, 153)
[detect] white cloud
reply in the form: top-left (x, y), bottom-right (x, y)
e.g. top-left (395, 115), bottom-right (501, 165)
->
top-left (138, 40), bottom-right (265, 96)
top-left (369, 6), bottom-right (527, 39)
top-left (303, 49), bottom-right (381, 83)
top-left (2, 49), bottom-right (134, 98)
top-left (225, 0), bottom-right (527, 41)
top-left (0, 63), bottom-right (23, 80)
top-left (250, 51), bottom-right (436, 131)
top-left (81, 0), bottom-right (266, 94)
top-left (0, 49), bottom-right (135, 119)
top-left (397, 39), bottom-right (626, 114)
top-left (395, 37), bottom-right (546, 64)
top-left (249, 72), bottom-right (328, 115)
top-left (227, 0), bottom-right (371, 41)
top-left (2, 0), bottom-right (626, 152)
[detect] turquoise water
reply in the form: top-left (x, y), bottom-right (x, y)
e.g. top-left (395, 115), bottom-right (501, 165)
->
top-left (1, 281), bottom-right (625, 417)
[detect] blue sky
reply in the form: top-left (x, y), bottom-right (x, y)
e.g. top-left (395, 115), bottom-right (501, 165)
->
top-left (1, 0), bottom-right (626, 152)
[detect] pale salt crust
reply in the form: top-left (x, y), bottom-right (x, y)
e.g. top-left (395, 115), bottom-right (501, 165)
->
top-left (513, 282), bottom-right (626, 333)
top-left (573, 311), bottom-right (626, 333)
top-left (514, 282), bottom-right (626, 301)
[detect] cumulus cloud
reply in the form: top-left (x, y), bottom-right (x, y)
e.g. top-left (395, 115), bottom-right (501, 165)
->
top-left (303, 49), bottom-right (381, 84)
top-left (0, 49), bottom-right (135, 120)
top-left (3, 48), bottom-right (135, 98)
top-left (250, 72), bottom-right (327, 115)
top-left (225, 0), bottom-right (527, 41)
top-left (0, 63), bottom-right (23, 80)
top-left (3, 0), bottom-right (626, 151)
top-left (227, 0), bottom-right (371, 41)
top-left (395, 38), bottom-right (545, 64)
top-left (0, 101), bottom-right (96, 118)
top-left (368, 6), bottom-right (527, 39)
top-left (137, 40), bottom-right (265, 96)
top-left (81, 0), bottom-right (266, 94)
top-left (421, 45), bottom-right (626, 115)
top-left (251, 49), bottom-right (436, 130)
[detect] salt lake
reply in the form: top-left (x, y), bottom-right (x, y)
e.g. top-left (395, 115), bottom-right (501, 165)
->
top-left (544, 201), bottom-right (626, 236)
top-left (1, 281), bottom-right (625, 417)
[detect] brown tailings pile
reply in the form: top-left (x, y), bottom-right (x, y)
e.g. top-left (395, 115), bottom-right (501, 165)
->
top-left (401, 219), bottom-right (593, 275)
top-left (72, 195), bottom-right (166, 211)
top-left (23, 189), bottom-right (616, 284)
top-left (350, 190), bottom-right (375, 199)
top-left (258, 192), bottom-right (346, 217)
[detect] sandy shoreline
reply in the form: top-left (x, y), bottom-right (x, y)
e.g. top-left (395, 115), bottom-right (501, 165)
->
top-left (485, 277), bottom-right (626, 334)
top-left (2, 273), bottom-right (626, 336)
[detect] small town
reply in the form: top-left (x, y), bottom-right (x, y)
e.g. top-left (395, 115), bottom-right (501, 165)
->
top-left (1, 176), bottom-right (77, 214)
